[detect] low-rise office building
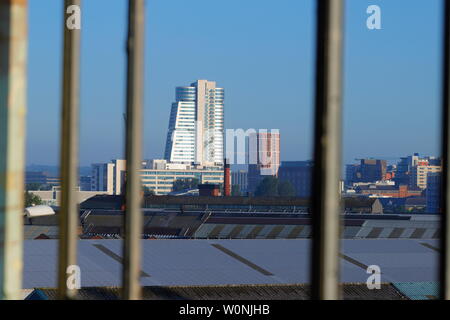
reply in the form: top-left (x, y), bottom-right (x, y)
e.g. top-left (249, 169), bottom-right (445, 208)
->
top-left (91, 159), bottom-right (223, 195)
top-left (141, 168), bottom-right (223, 195)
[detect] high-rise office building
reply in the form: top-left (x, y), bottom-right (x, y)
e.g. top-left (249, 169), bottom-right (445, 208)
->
top-left (164, 80), bottom-right (224, 166)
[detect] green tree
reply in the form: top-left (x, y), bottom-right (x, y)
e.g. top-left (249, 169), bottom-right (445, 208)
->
top-left (26, 183), bottom-right (43, 191)
top-left (277, 180), bottom-right (296, 197)
top-left (255, 176), bottom-right (296, 197)
top-left (255, 176), bottom-right (279, 197)
top-left (231, 184), bottom-right (241, 196)
top-left (172, 178), bottom-right (199, 192)
top-left (24, 191), bottom-right (43, 207)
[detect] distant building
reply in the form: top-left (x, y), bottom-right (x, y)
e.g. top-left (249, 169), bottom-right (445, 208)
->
top-left (79, 176), bottom-right (92, 191)
top-left (143, 159), bottom-right (168, 170)
top-left (355, 184), bottom-right (422, 198)
top-left (92, 159), bottom-right (223, 196)
top-left (345, 164), bottom-right (359, 186)
top-left (410, 163), bottom-right (441, 190)
top-left (25, 171), bottom-right (60, 187)
top-left (91, 159), bottom-right (126, 195)
top-left (278, 161), bottom-right (313, 198)
top-left (198, 184), bottom-right (220, 197)
top-left (30, 186), bottom-right (108, 206)
top-left (164, 80), bottom-right (224, 166)
top-left (360, 159), bottom-right (387, 182)
top-left (395, 154), bottom-right (441, 188)
top-left (426, 172), bottom-right (441, 213)
top-left (394, 156), bottom-right (412, 186)
top-left (345, 159), bottom-right (387, 184)
top-left (247, 131), bottom-right (281, 193)
top-left (231, 170), bottom-right (248, 194)
top-left (142, 167), bottom-right (223, 195)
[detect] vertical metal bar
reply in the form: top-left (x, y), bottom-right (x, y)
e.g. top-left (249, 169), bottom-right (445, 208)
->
top-left (122, 0), bottom-right (145, 300)
top-left (0, 0), bottom-right (28, 300)
top-left (58, 0), bottom-right (81, 299)
top-left (310, 0), bottom-right (345, 300)
top-left (441, 0), bottom-right (450, 301)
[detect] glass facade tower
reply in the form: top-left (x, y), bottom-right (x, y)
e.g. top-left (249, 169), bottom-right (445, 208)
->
top-left (164, 80), bottom-right (224, 166)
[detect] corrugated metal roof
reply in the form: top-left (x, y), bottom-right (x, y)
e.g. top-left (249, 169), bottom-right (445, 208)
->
top-left (393, 282), bottom-right (439, 300)
top-left (22, 239), bottom-right (439, 290)
top-left (26, 283), bottom-right (407, 300)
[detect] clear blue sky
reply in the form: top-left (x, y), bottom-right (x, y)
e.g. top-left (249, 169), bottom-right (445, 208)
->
top-left (27, 0), bottom-right (443, 167)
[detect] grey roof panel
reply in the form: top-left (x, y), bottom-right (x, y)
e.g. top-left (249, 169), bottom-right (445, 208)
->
top-left (22, 239), bottom-right (439, 289)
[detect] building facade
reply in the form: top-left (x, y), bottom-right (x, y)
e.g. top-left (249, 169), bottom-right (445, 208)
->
top-left (355, 184), bottom-right (422, 198)
top-left (231, 170), bottom-right (248, 194)
top-left (141, 168), bottom-right (223, 195)
top-left (278, 161), bottom-right (313, 198)
top-left (426, 172), bottom-right (441, 213)
top-left (91, 160), bottom-right (126, 195)
top-left (410, 163), bottom-right (441, 190)
top-left (92, 159), bottom-right (223, 196)
top-left (345, 159), bottom-right (387, 184)
top-left (164, 80), bottom-right (224, 166)
top-left (25, 171), bottom-right (60, 187)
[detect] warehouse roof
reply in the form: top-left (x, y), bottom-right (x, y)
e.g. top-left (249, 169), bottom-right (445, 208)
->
top-left (23, 239), bottom-right (439, 290)
top-left (26, 283), bottom-right (408, 300)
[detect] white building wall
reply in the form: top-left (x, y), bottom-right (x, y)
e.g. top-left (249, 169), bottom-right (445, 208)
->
top-left (165, 80), bottom-right (224, 166)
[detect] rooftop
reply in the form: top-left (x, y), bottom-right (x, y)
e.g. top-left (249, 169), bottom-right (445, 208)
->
top-left (22, 239), bottom-right (438, 292)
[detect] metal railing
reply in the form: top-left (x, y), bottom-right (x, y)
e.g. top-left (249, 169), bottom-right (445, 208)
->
top-left (58, 0), bottom-right (81, 300)
top-left (0, 0), bottom-right (448, 300)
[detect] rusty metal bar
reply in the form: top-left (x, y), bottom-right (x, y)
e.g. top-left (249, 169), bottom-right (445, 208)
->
top-left (441, 0), bottom-right (450, 301)
top-left (122, 0), bottom-right (145, 300)
top-left (0, 0), bottom-right (28, 300)
top-left (310, 0), bottom-right (345, 300)
top-left (57, 0), bottom-right (81, 299)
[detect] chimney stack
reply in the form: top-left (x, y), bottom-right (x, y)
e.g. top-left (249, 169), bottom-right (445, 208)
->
top-left (224, 158), bottom-right (231, 196)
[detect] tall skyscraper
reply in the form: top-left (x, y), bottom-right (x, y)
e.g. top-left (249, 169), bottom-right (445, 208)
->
top-left (164, 80), bottom-right (224, 166)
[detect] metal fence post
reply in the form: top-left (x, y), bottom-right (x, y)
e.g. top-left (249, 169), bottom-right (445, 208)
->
top-left (0, 0), bottom-right (28, 301)
top-left (122, 0), bottom-right (145, 300)
top-left (0, 0), bottom-right (28, 300)
top-left (310, 0), bottom-right (345, 300)
top-left (57, 0), bottom-right (81, 300)
top-left (441, 0), bottom-right (450, 301)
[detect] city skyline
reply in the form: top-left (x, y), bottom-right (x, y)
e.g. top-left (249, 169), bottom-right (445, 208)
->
top-left (2, 0), bottom-right (449, 304)
top-left (27, 0), bottom-right (442, 166)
